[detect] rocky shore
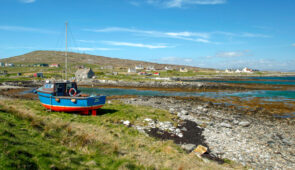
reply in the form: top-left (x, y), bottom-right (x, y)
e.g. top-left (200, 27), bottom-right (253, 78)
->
top-left (78, 79), bottom-right (261, 91)
top-left (120, 96), bottom-right (295, 169)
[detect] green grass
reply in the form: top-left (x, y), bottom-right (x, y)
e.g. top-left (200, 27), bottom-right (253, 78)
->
top-left (0, 108), bottom-right (143, 169)
top-left (0, 98), bottom-right (239, 169)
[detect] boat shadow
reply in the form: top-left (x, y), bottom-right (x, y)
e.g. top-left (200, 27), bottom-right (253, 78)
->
top-left (97, 109), bottom-right (117, 115)
top-left (81, 108), bottom-right (117, 116)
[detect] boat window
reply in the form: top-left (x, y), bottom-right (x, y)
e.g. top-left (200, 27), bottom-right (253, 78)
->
top-left (44, 84), bottom-right (54, 88)
top-left (55, 83), bottom-right (66, 96)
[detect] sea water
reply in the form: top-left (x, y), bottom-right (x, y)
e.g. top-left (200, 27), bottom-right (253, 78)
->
top-left (79, 87), bottom-right (295, 101)
top-left (80, 76), bottom-right (295, 101)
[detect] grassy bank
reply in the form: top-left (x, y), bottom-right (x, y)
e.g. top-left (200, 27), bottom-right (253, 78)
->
top-left (0, 98), bottom-right (242, 169)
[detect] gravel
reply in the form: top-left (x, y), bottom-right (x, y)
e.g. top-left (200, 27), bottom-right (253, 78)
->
top-left (122, 96), bottom-right (295, 169)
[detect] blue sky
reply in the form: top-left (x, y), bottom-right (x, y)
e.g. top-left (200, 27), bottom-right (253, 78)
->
top-left (0, 0), bottom-right (295, 71)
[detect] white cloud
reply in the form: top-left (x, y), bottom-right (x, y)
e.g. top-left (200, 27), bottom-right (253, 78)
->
top-left (213, 31), bottom-right (271, 38)
top-left (216, 51), bottom-right (244, 58)
top-left (165, 31), bottom-right (209, 39)
top-left (146, 0), bottom-right (226, 8)
top-left (85, 27), bottom-right (270, 45)
top-left (156, 56), bottom-right (194, 65)
top-left (103, 41), bottom-right (170, 49)
top-left (128, 1), bottom-right (141, 6)
top-left (85, 27), bottom-right (211, 43)
top-left (241, 33), bottom-right (271, 38)
top-left (70, 47), bottom-right (118, 51)
top-left (206, 50), bottom-right (250, 58)
top-left (0, 25), bottom-right (56, 34)
top-left (77, 40), bottom-right (98, 43)
top-left (20, 0), bottom-right (36, 3)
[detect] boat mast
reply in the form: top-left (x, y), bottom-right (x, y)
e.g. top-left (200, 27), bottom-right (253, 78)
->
top-left (65, 21), bottom-right (68, 80)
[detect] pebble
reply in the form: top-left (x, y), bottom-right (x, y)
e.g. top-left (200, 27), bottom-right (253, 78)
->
top-left (220, 122), bottom-right (232, 128)
top-left (181, 110), bottom-right (189, 115)
top-left (238, 121), bottom-right (251, 127)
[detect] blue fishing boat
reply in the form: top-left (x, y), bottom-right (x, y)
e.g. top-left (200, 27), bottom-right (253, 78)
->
top-left (36, 81), bottom-right (106, 115)
top-left (36, 22), bottom-right (106, 115)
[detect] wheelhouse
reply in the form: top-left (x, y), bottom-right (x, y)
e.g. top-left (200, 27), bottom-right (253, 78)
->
top-left (39, 81), bottom-right (79, 97)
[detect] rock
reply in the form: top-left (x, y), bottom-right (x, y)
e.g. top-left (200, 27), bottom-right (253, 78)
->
top-left (202, 108), bottom-right (209, 113)
top-left (107, 100), bottom-right (112, 104)
top-left (181, 110), bottom-right (189, 115)
top-left (177, 112), bottom-right (183, 117)
top-left (169, 108), bottom-right (175, 113)
top-left (181, 144), bottom-right (196, 152)
top-left (282, 139), bottom-right (292, 146)
top-left (177, 133), bottom-right (183, 138)
top-left (193, 145), bottom-right (208, 156)
top-left (220, 122), bottom-right (232, 128)
top-left (135, 126), bottom-right (146, 134)
top-left (144, 118), bottom-right (152, 122)
top-left (238, 121), bottom-right (251, 127)
top-left (197, 106), bottom-right (204, 110)
top-left (233, 120), bottom-right (239, 125)
top-left (122, 120), bottom-right (130, 126)
top-left (181, 127), bottom-right (187, 131)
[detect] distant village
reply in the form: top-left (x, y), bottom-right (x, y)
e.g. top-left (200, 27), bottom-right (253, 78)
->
top-left (0, 61), bottom-right (259, 80)
top-left (224, 67), bottom-right (259, 74)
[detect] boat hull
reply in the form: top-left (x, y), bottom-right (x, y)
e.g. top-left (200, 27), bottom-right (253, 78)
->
top-left (37, 91), bottom-right (106, 115)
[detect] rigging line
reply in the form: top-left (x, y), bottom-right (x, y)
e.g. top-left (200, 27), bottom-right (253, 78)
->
top-left (68, 25), bottom-right (81, 54)
top-left (54, 24), bottom-right (65, 52)
top-left (67, 24), bottom-right (81, 77)
top-left (54, 24), bottom-right (66, 80)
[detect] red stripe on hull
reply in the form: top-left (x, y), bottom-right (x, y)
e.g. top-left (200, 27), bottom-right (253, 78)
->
top-left (42, 104), bottom-right (103, 113)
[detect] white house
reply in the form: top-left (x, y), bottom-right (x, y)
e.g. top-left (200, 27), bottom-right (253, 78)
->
top-left (128, 68), bottom-right (136, 73)
top-left (135, 64), bottom-right (144, 70)
top-left (49, 64), bottom-right (60, 68)
top-left (75, 68), bottom-right (95, 80)
top-left (5, 63), bottom-right (14, 67)
top-left (235, 69), bottom-right (242, 73)
top-left (179, 67), bottom-right (188, 72)
top-left (164, 66), bottom-right (173, 71)
top-left (146, 66), bottom-right (155, 71)
top-left (242, 67), bottom-right (254, 73)
top-left (225, 69), bottom-right (233, 73)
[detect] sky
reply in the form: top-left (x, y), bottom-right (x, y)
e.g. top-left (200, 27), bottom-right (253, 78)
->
top-left (0, 0), bottom-right (295, 71)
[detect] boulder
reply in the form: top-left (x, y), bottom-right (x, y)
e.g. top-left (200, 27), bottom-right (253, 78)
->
top-left (181, 144), bottom-right (196, 152)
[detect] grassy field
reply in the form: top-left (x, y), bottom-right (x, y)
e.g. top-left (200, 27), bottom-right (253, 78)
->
top-left (0, 64), bottom-right (273, 84)
top-left (0, 98), bottom-right (242, 169)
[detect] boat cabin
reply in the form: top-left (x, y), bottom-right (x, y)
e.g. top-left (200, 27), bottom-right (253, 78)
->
top-left (40, 81), bottom-right (79, 97)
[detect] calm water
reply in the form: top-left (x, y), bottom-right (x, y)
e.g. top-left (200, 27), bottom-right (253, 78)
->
top-left (79, 76), bottom-right (295, 101)
top-left (79, 87), bottom-right (295, 101)
top-left (193, 76), bottom-right (295, 85)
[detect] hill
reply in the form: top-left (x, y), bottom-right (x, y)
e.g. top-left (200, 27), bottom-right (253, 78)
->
top-left (0, 50), bottom-right (208, 70)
